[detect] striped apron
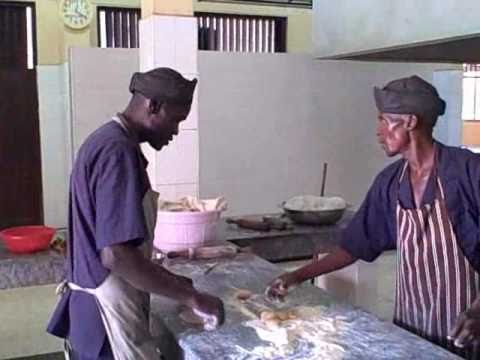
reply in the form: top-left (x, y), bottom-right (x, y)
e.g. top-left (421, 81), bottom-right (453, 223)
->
top-left (394, 162), bottom-right (480, 358)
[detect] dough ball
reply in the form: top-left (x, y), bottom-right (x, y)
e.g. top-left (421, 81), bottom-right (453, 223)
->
top-left (260, 310), bottom-right (277, 322)
top-left (276, 311), bottom-right (290, 321)
top-left (263, 318), bottom-right (281, 329)
top-left (287, 309), bottom-right (298, 320)
top-left (235, 289), bottom-right (253, 302)
top-left (260, 309), bottom-right (299, 325)
top-left (179, 308), bottom-right (204, 326)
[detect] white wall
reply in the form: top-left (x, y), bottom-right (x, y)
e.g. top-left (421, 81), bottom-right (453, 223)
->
top-left (37, 64), bottom-right (70, 228)
top-left (63, 49), bottom-right (459, 219)
top-left (69, 48), bottom-right (139, 155)
top-left (37, 48), bottom-right (139, 228)
top-left (198, 52), bottom-right (454, 215)
top-left (313, 0), bottom-right (480, 58)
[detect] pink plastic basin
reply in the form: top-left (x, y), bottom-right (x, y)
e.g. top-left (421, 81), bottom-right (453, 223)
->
top-left (154, 210), bottom-right (220, 252)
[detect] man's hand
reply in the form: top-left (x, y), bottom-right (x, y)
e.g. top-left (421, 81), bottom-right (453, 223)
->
top-left (172, 273), bottom-right (194, 288)
top-left (265, 247), bottom-right (357, 302)
top-left (191, 292), bottom-right (225, 330)
top-left (265, 272), bottom-right (300, 302)
top-left (449, 301), bottom-right (480, 348)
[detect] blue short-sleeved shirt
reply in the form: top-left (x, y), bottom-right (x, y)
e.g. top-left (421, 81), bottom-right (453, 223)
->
top-left (341, 141), bottom-right (480, 272)
top-left (47, 121), bottom-right (150, 358)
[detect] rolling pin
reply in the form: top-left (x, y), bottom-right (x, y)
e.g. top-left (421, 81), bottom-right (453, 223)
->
top-left (262, 216), bottom-right (292, 231)
top-left (166, 245), bottom-right (239, 260)
top-left (226, 218), bottom-right (272, 232)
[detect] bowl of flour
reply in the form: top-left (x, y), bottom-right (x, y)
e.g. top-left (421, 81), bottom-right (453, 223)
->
top-left (283, 195), bottom-right (347, 225)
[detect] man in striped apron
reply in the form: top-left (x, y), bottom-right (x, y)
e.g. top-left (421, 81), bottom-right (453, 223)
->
top-left (267, 75), bottom-right (480, 358)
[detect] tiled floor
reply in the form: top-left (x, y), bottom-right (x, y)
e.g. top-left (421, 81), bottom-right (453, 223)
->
top-left (0, 285), bottom-right (63, 359)
top-left (11, 353), bottom-right (64, 360)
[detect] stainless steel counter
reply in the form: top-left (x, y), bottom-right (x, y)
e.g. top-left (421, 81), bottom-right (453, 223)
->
top-left (150, 253), bottom-right (459, 360)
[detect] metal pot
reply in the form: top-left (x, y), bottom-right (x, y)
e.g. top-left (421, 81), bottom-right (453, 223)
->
top-left (283, 207), bottom-right (345, 226)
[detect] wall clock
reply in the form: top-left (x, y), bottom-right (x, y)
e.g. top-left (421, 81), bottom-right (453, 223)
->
top-left (60, 0), bottom-right (94, 30)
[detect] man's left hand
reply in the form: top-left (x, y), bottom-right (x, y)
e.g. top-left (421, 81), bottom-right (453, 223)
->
top-left (449, 301), bottom-right (480, 348)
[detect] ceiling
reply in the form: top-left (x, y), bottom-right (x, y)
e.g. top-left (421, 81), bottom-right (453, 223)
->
top-left (323, 36), bottom-right (480, 64)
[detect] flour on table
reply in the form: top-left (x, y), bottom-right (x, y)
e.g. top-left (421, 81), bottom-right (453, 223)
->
top-left (240, 306), bottom-right (348, 359)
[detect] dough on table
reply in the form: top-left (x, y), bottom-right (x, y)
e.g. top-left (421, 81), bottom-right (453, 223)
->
top-left (179, 308), bottom-right (204, 326)
top-left (260, 310), bottom-right (277, 322)
top-left (260, 309), bottom-right (298, 329)
top-left (235, 289), bottom-right (253, 302)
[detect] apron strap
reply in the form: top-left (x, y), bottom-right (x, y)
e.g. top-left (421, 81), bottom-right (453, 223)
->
top-left (399, 160), bottom-right (409, 184)
top-left (55, 280), bottom-right (96, 296)
top-left (64, 340), bottom-right (73, 360)
top-left (55, 280), bottom-right (68, 296)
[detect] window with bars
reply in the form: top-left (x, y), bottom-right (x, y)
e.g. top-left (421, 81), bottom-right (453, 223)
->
top-left (197, 12), bottom-right (286, 53)
top-left (198, 0), bottom-right (312, 8)
top-left (0, 2), bottom-right (36, 70)
top-left (97, 8), bottom-right (287, 53)
top-left (97, 7), bottom-right (140, 48)
top-left (462, 64), bottom-right (480, 121)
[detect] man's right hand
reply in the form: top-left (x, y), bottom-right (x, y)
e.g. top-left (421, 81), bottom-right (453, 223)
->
top-left (173, 273), bottom-right (194, 288)
top-left (191, 292), bottom-right (225, 329)
top-left (265, 272), bottom-right (300, 302)
top-left (265, 248), bottom-right (358, 302)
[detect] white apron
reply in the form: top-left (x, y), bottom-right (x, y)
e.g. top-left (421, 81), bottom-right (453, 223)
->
top-left (62, 116), bottom-right (160, 359)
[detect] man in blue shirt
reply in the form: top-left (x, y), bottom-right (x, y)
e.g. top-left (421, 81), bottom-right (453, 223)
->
top-left (268, 75), bottom-right (480, 358)
top-left (47, 68), bottom-right (224, 359)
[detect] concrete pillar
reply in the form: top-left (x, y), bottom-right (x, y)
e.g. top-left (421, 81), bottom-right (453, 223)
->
top-left (142, 0), bottom-right (193, 17)
top-left (139, 0), bottom-right (199, 201)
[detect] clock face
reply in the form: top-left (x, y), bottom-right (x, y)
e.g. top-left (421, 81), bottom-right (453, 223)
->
top-left (60, 0), bottom-right (93, 30)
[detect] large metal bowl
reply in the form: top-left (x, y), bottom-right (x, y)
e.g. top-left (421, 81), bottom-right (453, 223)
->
top-left (283, 207), bottom-right (345, 226)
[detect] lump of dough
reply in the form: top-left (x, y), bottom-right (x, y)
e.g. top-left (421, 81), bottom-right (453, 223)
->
top-left (287, 309), bottom-right (298, 320)
top-left (179, 308), bottom-right (204, 326)
top-left (263, 318), bottom-right (281, 329)
top-left (235, 289), bottom-right (253, 302)
top-left (260, 309), bottom-right (299, 324)
top-left (276, 311), bottom-right (290, 321)
top-left (179, 308), bottom-right (219, 331)
top-left (260, 310), bottom-right (277, 322)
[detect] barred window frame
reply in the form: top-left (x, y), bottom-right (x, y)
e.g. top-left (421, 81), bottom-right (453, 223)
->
top-left (196, 12), bottom-right (287, 53)
top-left (197, 0), bottom-right (312, 8)
top-left (97, 6), bottom-right (141, 49)
top-left (97, 7), bottom-right (288, 53)
top-left (463, 64), bottom-right (480, 121)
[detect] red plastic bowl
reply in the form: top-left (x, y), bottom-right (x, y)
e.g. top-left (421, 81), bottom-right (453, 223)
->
top-left (0, 226), bottom-right (56, 254)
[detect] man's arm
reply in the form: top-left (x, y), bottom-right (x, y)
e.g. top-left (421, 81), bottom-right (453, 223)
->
top-left (448, 154), bottom-right (480, 347)
top-left (292, 246), bottom-right (357, 283)
top-left (101, 244), bottom-right (224, 323)
top-left (449, 296), bottom-right (480, 348)
top-left (266, 246), bottom-right (357, 301)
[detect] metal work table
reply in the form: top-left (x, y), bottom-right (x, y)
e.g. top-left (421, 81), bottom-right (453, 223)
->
top-left (150, 253), bottom-right (458, 360)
